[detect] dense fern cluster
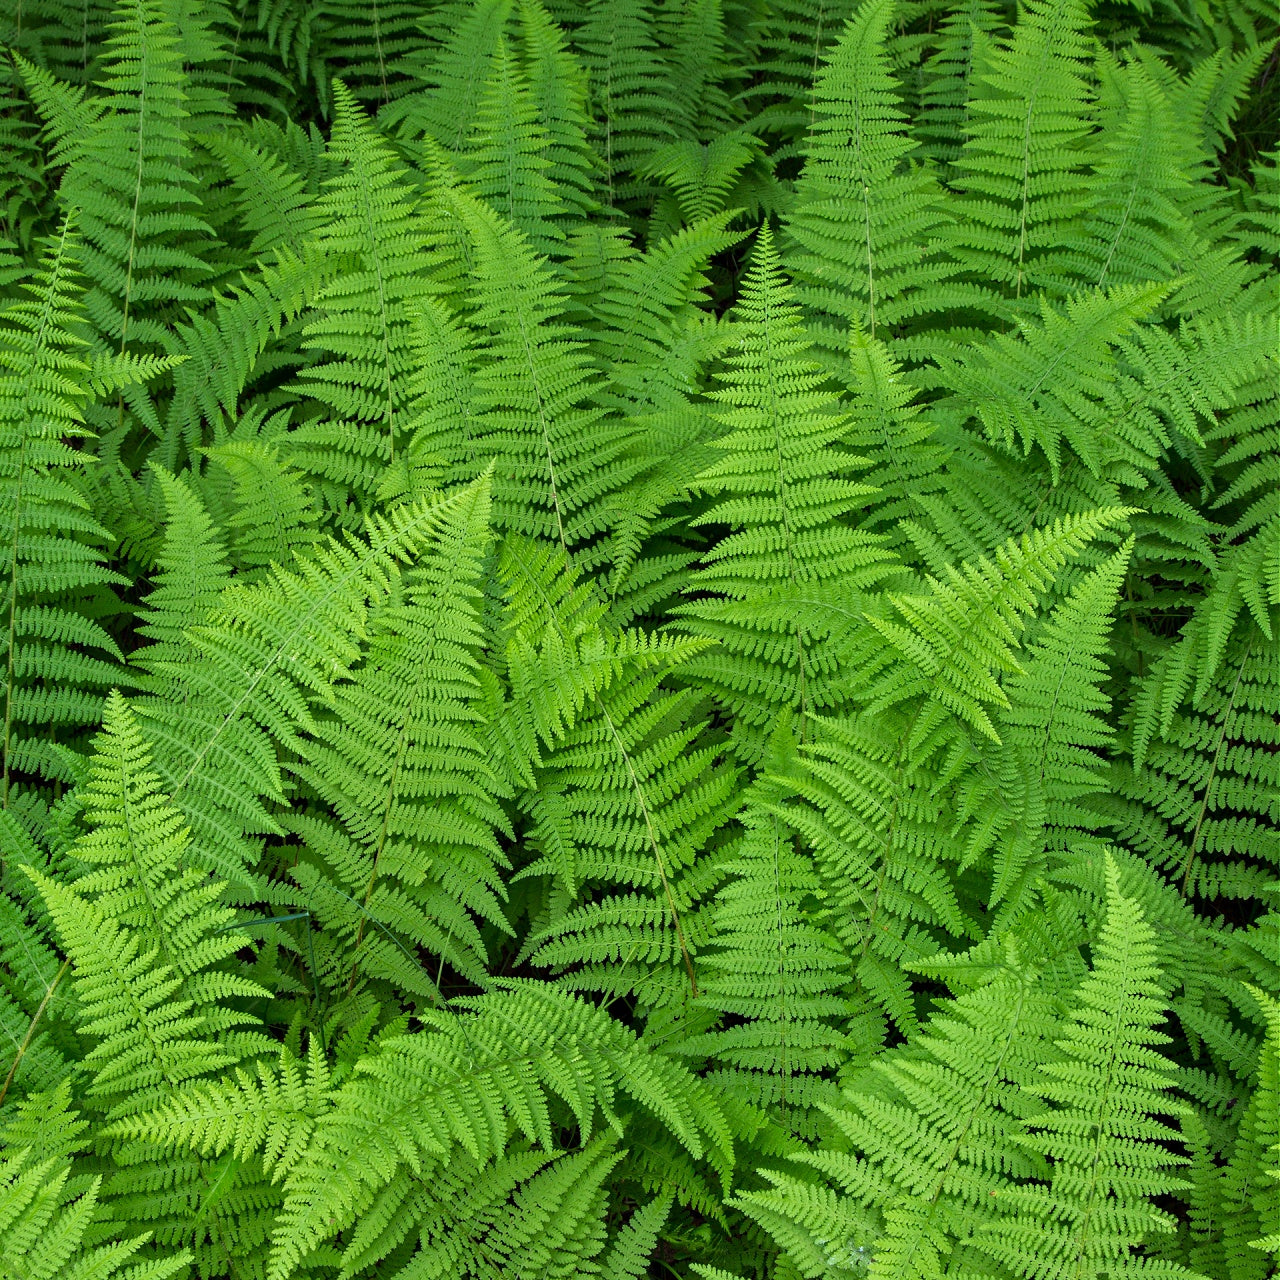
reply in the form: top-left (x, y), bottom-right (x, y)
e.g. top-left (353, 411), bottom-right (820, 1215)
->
top-left (0, 0), bottom-right (1275, 1276)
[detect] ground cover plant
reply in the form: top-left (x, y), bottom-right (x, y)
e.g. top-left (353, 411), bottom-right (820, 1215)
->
top-left (0, 0), bottom-right (1276, 1276)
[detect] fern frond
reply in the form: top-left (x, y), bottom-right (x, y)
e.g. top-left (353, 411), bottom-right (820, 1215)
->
top-left (739, 0), bottom-right (861, 149)
top-left (0, 218), bottom-right (158, 793)
top-left (1217, 988), bottom-right (1280, 1277)
top-left (743, 941), bottom-right (1060, 1280)
top-left (0, 1146), bottom-right (190, 1280)
top-left (1070, 56), bottom-right (1195, 290)
top-left (455, 194), bottom-right (641, 555)
top-left (976, 856), bottom-right (1199, 1280)
top-left (466, 38), bottom-right (568, 256)
top-left (132, 490), bottom-right (483, 886)
top-left (266, 981), bottom-right (731, 1280)
top-left (926, 282), bottom-right (1169, 481)
top-left (159, 241), bottom-right (335, 468)
top-left (500, 534), bottom-right (739, 1003)
top-left (640, 129), bottom-right (761, 228)
top-left (839, 323), bottom-right (946, 550)
top-left (680, 727), bottom-right (852, 1128)
top-left (50, 0), bottom-right (215, 354)
top-left (1106, 615), bottom-right (1279, 904)
top-left (945, 0), bottom-right (1096, 300)
top-left (785, 0), bottom-right (958, 347)
top-left (413, 1136), bottom-right (621, 1278)
top-left (204, 437), bottom-right (320, 578)
top-left (675, 227), bottom-right (897, 757)
top-left (574, 0), bottom-right (681, 206)
top-left (849, 508), bottom-right (1132, 752)
top-left (519, 0), bottom-right (597, 221)
top-left (287, 81), bottom-right (431, 510)
top-left (68, 694), bottom-right (268, 1018)
top-left (206, 125), bottom-right (327, 256)
top-left (600, 1189), bottom-right (675, 1280)
top-left (105, 1037), bottom-right (331, 1185)
top-left (287, 475), bottom-right (512, 996)
top-left (991, 542), bottom-right (1132, 909)
top-left (26, 695), bottom-right (266, 1119)
top-left (380, 0), bottom-right (514, 154)
top-left (916, 0), bottom-right (1004, 168)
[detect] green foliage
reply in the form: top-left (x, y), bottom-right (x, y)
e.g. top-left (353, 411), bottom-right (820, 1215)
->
top-left (784, 0), bottom-right (957, 349)
top-left (0, 219), bottom-right (171, 793)
top-left (0, 0), bottom-right (1274, 1275)
top-left (675, 226), bottom-right (896, 759)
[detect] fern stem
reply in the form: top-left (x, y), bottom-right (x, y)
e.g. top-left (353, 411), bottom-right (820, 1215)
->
top-left (0, 958), bottom-right (68, 1109)
top-left (770, 813), bottom-right (792, 1105)
top-left (1063, 928), bottom-right (1132, 1277)
top-left (1, 406), bottom-right (27, 809)
top-left (760, 254), bottom-right (811, 734)
top-left (119, 3), bottom-right (149, 357)
top-left (1012, 40), bottom-right (1051, 299)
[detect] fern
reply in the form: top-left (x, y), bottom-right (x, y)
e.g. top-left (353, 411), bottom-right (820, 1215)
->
top-left (990, 542), bottom-right (1133, 911)
top-left (26, 695), bottom-right (265, 1119)
top-left (975, 857), bottom-right (1200, 1280)
top-left (675, 227), bottom-right (897, 760)
top-left (1105, 615), bottom-right (1280, 904)
top-left (33, 0), bottom-right (215, 356)
top-left (740, 0), bottom-right (861, 149)
top-left (381, 0), bottom-right (514, 154)
top-left (784, 0), bottom-right (957, 348)
top-left (916, 0), bottom-right (1004, 168)
top-left (0, 220), bottom-right (172, 793)
top-left (5, 2), bottom-right (1275, 1276)
top-left (1216, 988), bottom-right (1280, 1278)
top-left (453, 194), bottom-right (642, 556)
top-left (500, 534), bottom-right (740, 1006)
top-left (573, 0), bottom-right (681, 205)
top-left (0, 1144), bottom-right (190, 1280)
top-left (132, 489), bottom-right (484, 886)
top-left (680, 726), bottom-right (853, 1129)
top-left (464, 37), bottom-right (568, 256)
top-left (737, 936), bottom-right (1062, 1278)
top-left (286, 81), bottom-right (432, 512)
top-left (1070, 55), bottom-right (1195, 290)
top-left (944, 0), bottom-right (1096, 301)
top-left (264, 981), bottom-right (731, 1279)
top-left (286, 474), bottom-right (511, 997)
top-left (519, 0), bottom-right (597, 223)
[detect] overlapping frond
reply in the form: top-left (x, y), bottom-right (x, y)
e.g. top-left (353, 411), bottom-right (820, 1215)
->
top-left (35, 0), bottom-right (214, 355)
top-left (455, 195), bottom-right (641, 555)
top-left (975, 858), bottom-right (1198, 1280)
top-left (500, 534), bottom-right (740, 1005)
top-left (132, 490), bottom-right (482, 886)
top-left (264, 981), bottom-right (731, 1280)
top-left (287, 475), bottom-right (511, 996)
top-left (26, 695), bottom-right (265, 1120)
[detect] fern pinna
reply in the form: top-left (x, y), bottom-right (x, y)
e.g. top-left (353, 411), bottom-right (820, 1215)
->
top-left (0, 0), bottom-right (1275, 1277)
